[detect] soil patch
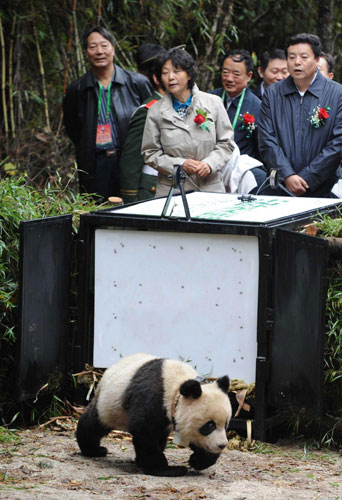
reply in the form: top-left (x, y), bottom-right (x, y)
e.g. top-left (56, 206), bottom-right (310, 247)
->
top-left (1, 420), bottom-right (341, 500)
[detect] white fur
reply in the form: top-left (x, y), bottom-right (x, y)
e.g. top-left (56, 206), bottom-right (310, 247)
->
top-left (175, 384), bottom-right (231, 453)
top-left (96, 353), bottom-right (156, 429)
top-left (162, 359), bottom-right (198, 420)
top-left (95, 353), bottom-right (232, 454)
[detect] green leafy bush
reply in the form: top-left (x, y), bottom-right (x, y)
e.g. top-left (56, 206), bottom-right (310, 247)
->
top-left (0, 176), bottom-right (100, 424)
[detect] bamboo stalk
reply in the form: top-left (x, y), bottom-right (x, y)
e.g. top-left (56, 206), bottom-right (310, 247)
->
top-left (97, 0), bottom-right (102, 25)
top-left (58, 0), bottom-right (75, 136)
top-left (33, 21), bottom-right (51, 133)
top-left (72, 0), bottom-right (86, 77)
top-left (0, 14), bottom-right (9, 141)
top-left (9, 15), bottom-right (16, 138)
top-left (62, 2), bottom-right (74, 95)
top-left (14, 19), bottom-right (23, 128)
top-left (201, 0), bottom-right (233, 90)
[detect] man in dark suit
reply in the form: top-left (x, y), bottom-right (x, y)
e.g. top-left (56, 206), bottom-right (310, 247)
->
top-left (211, 49), bottom-right (267, 191)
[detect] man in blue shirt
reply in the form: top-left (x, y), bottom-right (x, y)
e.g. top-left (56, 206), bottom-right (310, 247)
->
top-left (258, 33), bottom-right (342, 197)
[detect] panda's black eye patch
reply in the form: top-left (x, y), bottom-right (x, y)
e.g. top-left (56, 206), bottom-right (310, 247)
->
top-left (199, 420), bottom-right (216, 436)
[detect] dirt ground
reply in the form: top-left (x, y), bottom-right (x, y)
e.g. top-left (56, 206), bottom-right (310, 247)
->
top-left (1, 419), bottom-right (342, 500)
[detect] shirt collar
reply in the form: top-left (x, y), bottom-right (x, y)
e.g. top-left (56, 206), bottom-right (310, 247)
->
top-left (94, 67), bottom-right (116, 89)
top-left (295, 70), bottom-right (318, 96)
top-left (225, 88), bottom-right (247, 109)
top-left (282, 70), bottom-right (322, 97)
top-left (172, 92), bottom-right (192, 111)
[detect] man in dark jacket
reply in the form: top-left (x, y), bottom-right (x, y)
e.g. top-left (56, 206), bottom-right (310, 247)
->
top-left (211, 49), bottom-right (261, 159)
top-left (63, 26), bottom-right (151, 200)
top-left (211, 49), bottom-right (266, 191)
top-left (258, 33), bottom-right (342, 198)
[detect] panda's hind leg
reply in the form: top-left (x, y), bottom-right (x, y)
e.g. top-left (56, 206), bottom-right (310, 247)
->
top-left (76, 397), bottom-right (111, 457)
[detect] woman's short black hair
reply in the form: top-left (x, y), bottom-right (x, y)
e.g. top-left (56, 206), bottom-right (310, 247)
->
top-left (286, 33), bottom-right (322, 58)
top-left (155, 48), bottom-right (197, 90)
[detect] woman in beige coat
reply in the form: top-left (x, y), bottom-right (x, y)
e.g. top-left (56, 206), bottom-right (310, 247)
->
top-left (141, 48), bottom-right (235, 197)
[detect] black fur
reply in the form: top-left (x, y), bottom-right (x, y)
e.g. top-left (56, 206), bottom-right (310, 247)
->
top-left (76, 357), bottom-right (229, 477)
top-left (199, 420), bottom-right (216, 436)
top-left (217, 376), bottom-right (230, 394)
top-left (179, 379), bottom-right (202, 399)
top-left (189, 443), bottom-right (220, 470)
top-left (122, 358), bottom-right (187, 476)
top-left (76, 396), bottom-right (111, 457)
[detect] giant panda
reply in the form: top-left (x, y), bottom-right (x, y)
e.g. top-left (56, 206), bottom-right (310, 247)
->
top-left (76, 353), bottom-right (232, 477)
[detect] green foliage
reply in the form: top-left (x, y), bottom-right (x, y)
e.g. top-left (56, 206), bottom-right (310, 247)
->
top-left (1, 0), bottom-right (342, 181)
top-left (0, 176), bottom-right (99, 423)
top-left (323, 260), bottom-right (342, 448)
top-left (317, 216), bottom-right (342, 238)
top-left (325, 267), bottom-right (342, 385)
top-left (0, 427), bottom-right (20, 444)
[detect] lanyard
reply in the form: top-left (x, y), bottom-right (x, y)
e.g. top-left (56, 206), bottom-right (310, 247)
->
top-left (97, 81), bottom-right (112, 122)
top-left (222, 87), bottom-right (246, 130)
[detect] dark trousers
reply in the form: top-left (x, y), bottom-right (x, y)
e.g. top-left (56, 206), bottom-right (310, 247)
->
top-left (80, 152), bottom-right (120, 201)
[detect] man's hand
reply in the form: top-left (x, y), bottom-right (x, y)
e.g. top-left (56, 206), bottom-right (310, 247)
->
top-left (284, 174), bottom-right (309, 196)
top-left (183, 159), bottom-right (211, 178)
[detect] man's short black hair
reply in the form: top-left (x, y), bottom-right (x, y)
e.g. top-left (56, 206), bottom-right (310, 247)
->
top-left (260, 49), bottom-right (286, 73)
top-left (320, 52), bottom-right (335, 73)
top-left (84, 26), bottom-right (115, 49)
top-left (223, 49), bottom-right (254, 74)
top-left (155, 48), bottom-right (197, 90)
top-left (286, 33), bottom-right (322, 58)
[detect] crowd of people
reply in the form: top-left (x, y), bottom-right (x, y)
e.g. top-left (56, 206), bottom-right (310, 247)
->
top-left (63, 27), bottom-right (342, 203)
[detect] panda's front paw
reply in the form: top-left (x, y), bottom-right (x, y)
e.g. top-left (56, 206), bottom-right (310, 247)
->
top-left (81, 445), bottom-right (108, 457)
top-left (141, 465), bottom-right (188, 477)
top-left (189, 444), bottom-right (220, 471)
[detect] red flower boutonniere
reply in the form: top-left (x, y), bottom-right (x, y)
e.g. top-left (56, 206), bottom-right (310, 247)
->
top-left (194, 108), bottom-right (212, 131)
top-left (239, 112), bottom-right (256, 138)
top-left (310, 105), bottom-right (330, 128)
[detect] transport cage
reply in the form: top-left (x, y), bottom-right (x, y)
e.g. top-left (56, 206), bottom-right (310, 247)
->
top-left (74, 192), bottom-right (340, 440)
top-left (15, 192), bottom-right (341, 440)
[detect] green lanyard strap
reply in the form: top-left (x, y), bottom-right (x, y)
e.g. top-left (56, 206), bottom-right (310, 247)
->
top-left (97, 81), bottom-right (112, 122)
top-left (222, 87), bottom-right (246, 130)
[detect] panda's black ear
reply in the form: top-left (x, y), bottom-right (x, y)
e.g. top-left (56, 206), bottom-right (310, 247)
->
top-left (179, 379), bottom-right (202, 399)
top-left (216, 376), bottom-right (230, 394)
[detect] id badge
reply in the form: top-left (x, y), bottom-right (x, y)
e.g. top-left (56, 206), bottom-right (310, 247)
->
top-left (96, 123), bottom-right (113, 148)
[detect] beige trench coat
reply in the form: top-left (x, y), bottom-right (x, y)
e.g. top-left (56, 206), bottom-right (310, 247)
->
top-left (141, 84), bottom-right (234, 196)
